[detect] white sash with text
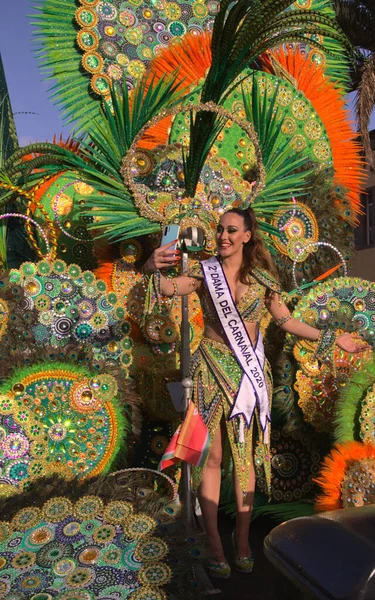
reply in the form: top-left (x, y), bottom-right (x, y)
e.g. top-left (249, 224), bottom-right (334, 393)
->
top-left (201, 257), bottom-right (270, 437)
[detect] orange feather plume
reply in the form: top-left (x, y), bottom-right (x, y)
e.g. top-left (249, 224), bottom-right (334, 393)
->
top-left (94, 260), bottom-right (116, 290)
top-left (314, 263), bottom-right (344, 281)
top-left (139, 31), bottom-right (212, 149)
top-left (261, 48), bottom-right (366, 219)
top-left (314, 441), bottom-right (375, 512)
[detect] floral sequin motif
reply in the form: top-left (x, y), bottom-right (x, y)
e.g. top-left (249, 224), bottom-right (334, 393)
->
top-left (0, 364), bottom-right (124, 490)
top-left (75, 0), bottom-right (218, 90)
top-left (292, 99), bottom-right (310, 120)
top-left (9, 259), bottom-right (133, 375)
top-left (0, 496), bottom-right (171, 598)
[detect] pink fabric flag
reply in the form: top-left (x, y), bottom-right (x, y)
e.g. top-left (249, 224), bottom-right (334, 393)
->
top-left (159, 403), bottom-right (210, 471)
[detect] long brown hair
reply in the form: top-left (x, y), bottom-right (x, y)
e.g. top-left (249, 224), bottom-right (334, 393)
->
top-left (223, 207), bottom-right (277, 284)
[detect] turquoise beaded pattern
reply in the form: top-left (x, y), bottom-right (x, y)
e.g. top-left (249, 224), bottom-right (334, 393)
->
top-left (0, 363), bottom-right (125, 489)
top-left (0, 496), bottom-right (170, 599)
top-left (0, 407), bottom-right (38, 492)
top-left (291, 276), bottom-right (375, 344)
top-left (76, 0), bottom-right (220, 89)
top-left (8, 260), bottom-right (133, 376)
top-left (254, 426), bottom-right (321, 502)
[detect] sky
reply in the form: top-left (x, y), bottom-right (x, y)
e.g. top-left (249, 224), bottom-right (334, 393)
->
top-left (0, 1), bottom-right (72, 145)
top-left (1, 0), bottom-right (375, 146)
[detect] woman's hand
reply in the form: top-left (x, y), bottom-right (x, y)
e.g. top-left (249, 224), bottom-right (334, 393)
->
top-left (336, 332), bottom-right (371, 353)
top-left (143, 240), bottom-right (180, 274)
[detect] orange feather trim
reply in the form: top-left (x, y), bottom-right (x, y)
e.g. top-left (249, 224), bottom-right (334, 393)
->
top-left (27, 174), bottom-right (61, 213)
top-left (261, 49), bottom-right (366, 219)
top-left (93, 260), bottom-right (116, 290)
top-left (314, 263), bottom-right (343, 281)
top-left (314, 441), bottom-right (375, 512)
top-left (138, 32), bottom-right (212, 149)
top-left (148, 31), bottom-right (212, 87)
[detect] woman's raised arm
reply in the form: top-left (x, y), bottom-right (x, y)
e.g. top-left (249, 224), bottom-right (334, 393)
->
top-left (143, 240), bottom-right (201, 296)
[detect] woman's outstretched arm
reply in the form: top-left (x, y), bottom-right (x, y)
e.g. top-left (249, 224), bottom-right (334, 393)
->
top-left (265, 292), bottom-right (370, 353)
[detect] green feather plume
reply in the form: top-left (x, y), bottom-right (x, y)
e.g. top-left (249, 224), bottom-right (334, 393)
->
top-left (242, 75), bottom-right (314, 216)
top-left (3, 74), bottom-right (187, 242)
top-left (335, 353), bottom-right (375, 443)
top-left (31, 0), bottom-right (102, 132)
top-left (183, 0), bottom-right (353, 199)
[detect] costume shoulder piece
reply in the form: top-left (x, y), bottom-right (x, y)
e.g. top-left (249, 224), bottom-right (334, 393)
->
top-left (188, 260), bottom-right (204, 279)
top-left (250, 267), bottom-right (282, 294)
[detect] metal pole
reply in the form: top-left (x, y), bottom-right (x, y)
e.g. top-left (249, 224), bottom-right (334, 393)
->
top-left (180, 246), bottom-right (190, 379)
top-left (180, 244), bottom-right (195, 528)
top-left (177, 240), bottom-right (220, 594)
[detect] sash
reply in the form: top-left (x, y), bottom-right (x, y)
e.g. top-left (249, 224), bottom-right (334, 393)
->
top-left (201, 257), bottom-right (270, 438)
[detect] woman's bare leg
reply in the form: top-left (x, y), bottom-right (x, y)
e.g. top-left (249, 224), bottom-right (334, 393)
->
top-left (198, 425), bottom-right (226, 563)
top-left (232, 460), bottom-right (255, 557)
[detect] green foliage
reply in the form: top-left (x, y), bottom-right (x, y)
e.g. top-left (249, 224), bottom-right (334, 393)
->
top-left (3, 73), bottom-right (188, 243)
top-left (252, 500), bottom-right (316, 521)
top-left (31, 0), bottom-right (101, 132)
top-left (335, 354), bottom-right (375, 443)
top-left (88, 72), bottom-right (187, 169)
top-left (183, 0), bottom-right (352, 198)
top-left (242, 76), bottom-right (314, 217)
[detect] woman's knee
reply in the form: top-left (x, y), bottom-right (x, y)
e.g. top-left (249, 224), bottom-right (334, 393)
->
top-left (206, 448), bottom-right (222, 468)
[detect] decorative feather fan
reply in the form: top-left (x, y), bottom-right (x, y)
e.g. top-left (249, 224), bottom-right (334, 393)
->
top-left (0, 470), bottom-right (204, 599)
top-left (335, 352), bottom-right (375, 444)
top-left (30, 0), bottom-right (352, 135)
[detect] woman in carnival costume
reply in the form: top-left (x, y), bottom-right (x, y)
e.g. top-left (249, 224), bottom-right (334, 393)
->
top-left (143, 206), bottom-right (370, 579)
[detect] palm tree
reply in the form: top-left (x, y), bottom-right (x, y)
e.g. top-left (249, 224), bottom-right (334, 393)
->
top-left (335, 0), bottom-right (375, 167)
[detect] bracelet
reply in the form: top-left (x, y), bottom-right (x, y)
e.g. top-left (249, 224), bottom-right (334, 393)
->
top-left (274, 314), bottom-right (291, 327)
top-left (171, 279), bottom-right (179, 301)
top-left (154, 269), bottom-right (162, 303)
top-left (188, 276), bottom-right (199, 289)
top-left (314, 329), bottom-right (337, 362)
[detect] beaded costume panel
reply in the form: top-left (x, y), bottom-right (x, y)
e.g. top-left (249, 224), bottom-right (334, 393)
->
top-left (190, 338), bottom-right (272, 495)
top-left (185, 261), bottom-right (281, 495)
top-left (189, 261), bottom-right (281, 325)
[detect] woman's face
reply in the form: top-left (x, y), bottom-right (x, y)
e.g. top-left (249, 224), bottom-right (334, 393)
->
top-left (216, 212), bottom-right (251, 258)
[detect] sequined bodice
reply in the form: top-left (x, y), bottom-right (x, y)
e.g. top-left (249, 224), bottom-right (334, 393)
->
top-left (189, 261), bottom-right (277, 324)
top-left (199, 277), bottom-right (266, 323)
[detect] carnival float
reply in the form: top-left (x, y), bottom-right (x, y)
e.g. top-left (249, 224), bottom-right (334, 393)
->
top-left (0, 0), bottom-right (374, 597)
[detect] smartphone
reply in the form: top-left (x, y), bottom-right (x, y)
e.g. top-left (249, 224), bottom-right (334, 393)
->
top-left (161, 224), bottom-right (180, 251)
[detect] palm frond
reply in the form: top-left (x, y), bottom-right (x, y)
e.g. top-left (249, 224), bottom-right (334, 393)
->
top-left (354, 54), bottom-right (375, 171)
top-left (287, 0), bottom-right (354, 89)
top-left (90, 71), bottom-right (186, 154)
top-left (205, 3), bottom-right (352, 103)
top-left (0, 93), bottom-right (18, 166)
top-left (0, 169), bottom-right (21, 208)
top-left (31, 0), bottom-right (102, 132)
top-left (2, 69), bottom-right (187, 244)
top-left (335, 0), bottom-right (375, 51)
top-left (242, 77), bottom-right (314, 219)
top-left (82, 193), bottom-right (159, 242)
top-left (252, 500), bottom-right (315, 521)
